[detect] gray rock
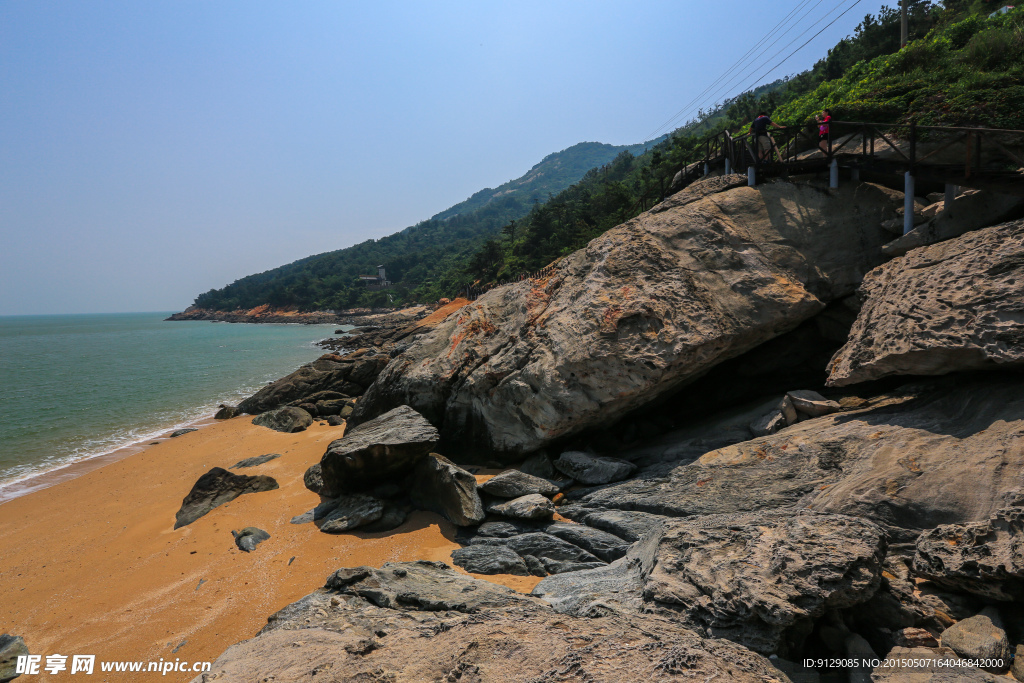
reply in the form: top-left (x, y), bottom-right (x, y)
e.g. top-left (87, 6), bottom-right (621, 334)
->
top-left (348, 179), bottom-right (900, 458)
top-left (320, 405), bottom-right (438, 494)
top-left (749, 408), bottom-right (786, 437)
top-left (0, 634), bottom-right (28, 683)
top-left (197, 561), bottom-right (784, 682)
top-left (785, 389), bottom-right (840, 417)
top-left (940, 607), bottom-right (1010, 670)
top-left (237, 354), bottom-right (388, 414)
top-left (479, 470), bottom-right (560, 498)
top-left (778, 394), bottom-right (798, 425)
top-left (518, 451), bottom-right (557, 479)
top-left (170, 428), bottom-right (198, 437)
top-left (230, 453), bottom-right (280, 469)
top-left (829, 220), bottom-right (1024, 386)
top-left (872, 646), bottom-right (1000, 682)
top-left (559, 508), bottom-right (669, 542)
top-left (542, 521), bottom-right (631, 563)
top-left (251, 406), bottom-right (312, 433)
top-left (214, 405), bottom-right (239, 420)
top-left (554, 451), bottom-right (637, 485)
top-left (232, 527), bottom-right (271, 552)
top-left (486, 493), bottom-right (554, 521)
top-left (301, 463), bottom-right (338, 498)
top-left (471, 532), bottom-right (605, 575)
top-left (408, 453), bottom-right (484, 526)
top-left (1013, 643), bottom-right (1024, 682)
top-left (358, 504), bottom-right (409, 533)
top-left (451, 545), bottom-right (530, 576)
top-left (643, 511), bottom-right (886, 656)
top-left (318, 494), bottom-right (384, 533)
top-left (326, 415), bottom-right (344, 427)
top-left (913, 506), bottom-right (1024, 601)
top-left (174, 467), bottom-right (279, 529)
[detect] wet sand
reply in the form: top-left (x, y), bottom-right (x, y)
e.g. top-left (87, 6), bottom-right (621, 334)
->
top-left (0, 417), bottom-right (540, 681)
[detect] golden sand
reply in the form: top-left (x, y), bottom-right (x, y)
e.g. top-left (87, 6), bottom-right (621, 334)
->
top-left (0, 417), bottom-right (541, 680)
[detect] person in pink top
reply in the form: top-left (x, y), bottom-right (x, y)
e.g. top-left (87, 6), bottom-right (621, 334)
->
top-left (815, 109), bottom-right (832, 154)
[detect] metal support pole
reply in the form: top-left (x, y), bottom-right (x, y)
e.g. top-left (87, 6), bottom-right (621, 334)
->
top-left (704, 163), bottom-right (710, 176)
top-left (944, 183), bottom-right (957, 214)
top-left (830, 159), bottom-right (839, 189)
top-left (850, 168), bottom-right (860, 182)
top-left (725, 158), bottom-right (731, 175)
top-left (748, 166), bottom-right (756, 187)
top-left (904, 172), bottom-right (915, 235)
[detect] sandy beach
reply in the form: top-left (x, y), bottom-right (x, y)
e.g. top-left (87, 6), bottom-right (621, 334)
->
top-left (0, 416), bottom-right (540, 681)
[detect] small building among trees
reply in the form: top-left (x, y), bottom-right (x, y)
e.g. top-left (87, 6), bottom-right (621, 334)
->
top-left (360, 265), bottom-right (390, 290)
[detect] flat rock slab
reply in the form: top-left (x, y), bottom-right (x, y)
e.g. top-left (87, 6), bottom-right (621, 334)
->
top-left (174, 467), bottom-right (279, 529)
top-left (486, 493), bottom-right (554, 520)
top-left (232, 527), bottom-right (271, 552)
top-left (554, 451), bottom-right (637, 485)
top-left (199, 561), bottom-right (784, 682)
top-left (317, 494), bottom-right (385, 533)
top-left (479, 470), bottom-right (560, 498)
top-left (644, 511), bottom-right (886, 656)
top-left (543, 521), bottom-right (631, 563)
top-left (230, 453), bottom-right (281, 469)
top-left (469, 531), bottom-right (604, 576)
top-left (786, 389), bottom-right (840, 417)
top-left (408, 453), bottom-right (484, 526)
top-left (349, 179), bottom-right (899, 458)
top-left (320, 405), bottom-right (438, 494)
top-left (451, 545), bottom-right (530, 576)
top-left (829, 219), bottom-right (1024, 386)
top-left (251, 406), bottom-right (312, 433)
top-left (170, 428), bottom-right (198, 437)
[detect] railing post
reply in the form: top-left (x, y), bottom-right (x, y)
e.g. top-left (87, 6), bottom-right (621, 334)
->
top-left (830, 159), bottom-right (839, 189)
top-left (704, 162), bottom-right (710, 176)
top-left (904, 171), bottom-right (916, 235)
top-left (748, 166), bottom-right (756, 187)
top-left (909, 120), bottom-right (917, 177)
top-left (944, 183), bottom-right (957, 215)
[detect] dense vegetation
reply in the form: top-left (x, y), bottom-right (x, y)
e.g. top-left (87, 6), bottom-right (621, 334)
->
top-left (191, 2), bottom-right (1023, 310)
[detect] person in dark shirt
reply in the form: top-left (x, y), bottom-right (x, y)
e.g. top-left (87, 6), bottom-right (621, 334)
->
top-left (815, 109), bottom-right (832, 154)
top-left (751, 112), bottom-right (784, 161)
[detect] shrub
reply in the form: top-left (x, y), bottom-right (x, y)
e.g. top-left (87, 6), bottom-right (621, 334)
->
top-left (959, 28), bottom-right (1021, 69)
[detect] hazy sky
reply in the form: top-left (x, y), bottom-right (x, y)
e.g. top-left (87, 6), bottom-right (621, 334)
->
top-left (1, 0), bottom-right (880, 315)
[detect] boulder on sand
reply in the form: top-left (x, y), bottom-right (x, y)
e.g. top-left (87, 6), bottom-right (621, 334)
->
top-left (408, 453), bottom-right (484, 526)
top-left (349, 178), bottom-right (900, 458)
top-left (829, 220), bottom-right (1024, 386)
top-left (251, 406), bottom-right (312, 433)
top-left (214, 404), bottom-right (240, 420)
top-left (302, 463), bottom-right (338, 498)
top-left (0, 634), bottom-right (29, 683)
top-left (317, 494), bottom-right (385, 533)
top-left (479, 470), bottom-right (560, 498)
top-left (486, 494), bottom-right (555, 521)
top-left (232, 527), bottom-right (271, 552)
top-left (230, 453), bottom-right (280, 469)
top-left (174, 467), bottom-right (279, 529)
top-left (554, 451), bottom-right (636, 485)
top-left (319, 405), bottom-right (439, 494)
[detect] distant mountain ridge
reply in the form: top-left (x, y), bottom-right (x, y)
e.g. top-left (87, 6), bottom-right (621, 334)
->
top-left (185, 136), bottom-right (664, 313)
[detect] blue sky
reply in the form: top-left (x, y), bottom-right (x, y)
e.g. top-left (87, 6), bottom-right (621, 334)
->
top-left (1, 1), bottom-right (883, 314)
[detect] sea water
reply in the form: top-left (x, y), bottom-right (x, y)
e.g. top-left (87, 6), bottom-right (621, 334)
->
top-left (0, 312), bottom-right (348, 499)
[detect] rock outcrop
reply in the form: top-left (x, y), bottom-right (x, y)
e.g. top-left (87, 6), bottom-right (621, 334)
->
top-left (407, 453), bottom-right (484, 526)
top-left (828, 220), bottom-right (1024, 386)
top-left (251, 406), bottom-right (312, 433)
top-left (238, 352), bottom-right (389, 414)
top-left (479, 470), bottom-right (560, 498)
top-left (350, 178), bottom-right (899, 458)
top-left (174, 467), bottom-right (279, 529)
top-left (195, 561), bottom-right (784, 682)
top-left (317, 405), bottom-right (439, 494)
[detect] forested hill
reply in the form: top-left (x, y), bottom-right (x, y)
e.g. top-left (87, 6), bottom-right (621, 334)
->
top-left (189, 138), bottom-right (663, 312)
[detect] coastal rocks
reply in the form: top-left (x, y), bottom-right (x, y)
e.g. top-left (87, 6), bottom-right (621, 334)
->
top-left (317, 494), bottom-right (385, 533)
top-left (554, 451), bottom-right (636, 485)
top-left (318, 405), bottom-right (439, 494)
top-left (486, 493), bottom-right (554, 521)
top-left (301, 463), bottom-right (337, 498)
top-left (230, 453), bottom-right (280, 469)
top-left (828, 220), bottom-right (1024, 386)
top-left (749, 390), bottom-right (841, 437)
top-left (644, 512), bottom-right (886, 656)
top-left (913, 506), bottom-right (1024, 601)
top-left (786, 389), bottom-right (840, 417)
top-left (214, 404), bottom-right (239, 420)
top-left (940, 608), bottom-right (1010, 669)
top-left (543, 521), bottom-right (631, 562)
top-left (871, 646), bottom-right (1001, 682)
top-left (251, 406), bottom-right (312, 433)
top-left (0, 635), bottom-right (28, 683)
top-left (468, 532), bottom-right (605, 575)
top-left (170, 428), bottom-right (198, 437)
top-left (232, 527), bottom-right (271, 552)
top-left (350, 179), bottom-right (899, 458)
top-left (479, 470), bottom-right (560, 497)
top-left (568, 376), bottom-right (1024, 536)
top-left (174, 467), bottom-right (279, 529)
top-left (408, 453), bottom-right (484, 526)
top-left (451, 545), bottom-right (530, 576)
top-left (198, 561), bottom-right (783, 682)
top-left (237, 353), bottom-right (389, 414)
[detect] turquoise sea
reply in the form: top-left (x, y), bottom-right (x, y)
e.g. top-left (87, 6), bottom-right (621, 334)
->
top-left (0, 313), bottom-right (347, 500)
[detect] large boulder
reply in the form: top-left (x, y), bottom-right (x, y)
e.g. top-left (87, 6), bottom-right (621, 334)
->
top-left (479, 470), bottom-right (560, 498)
top-left (317, 494), bottom-right (385, 533)
top-left (196, 561), bottom-right (783, 682)
top-left (486, 493), bottom-right (555, 521)
top-left (407, 453), bottom-right (484, 526)
top-left (232, 527), bottom-right (271, 552)
top-left (319, 405), bottom-right (439, 494)
top-left (174, 467), bottom-right (279, 529)
top-left (350, 178), bottom-right (899, 458)
top-left (0, 635), bottom-right (28, 683)
top-left (828, 220), bottom-right (1024, 386)
top-left (237, 354), bottom-right (389, 414)
top-left (913, 506), bottom-right (1024, 601)
top-left (567, 376), bottom-right (1024, 538)
top-left (554, 451), bottom-right (637, 485)
top-left (940, 607), bottom-right (1011, 670)
top-left (251, 406), bottom-right (312, 433)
